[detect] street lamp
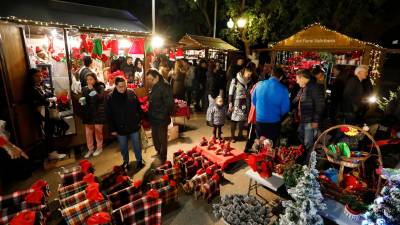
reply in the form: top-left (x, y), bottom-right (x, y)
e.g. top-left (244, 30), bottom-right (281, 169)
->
top-left (227, 18), bottom-right (234, 29)
top-left (151, 35), bottom-right (164, 49)
top-left (237, 18), bottom-right (246, 28)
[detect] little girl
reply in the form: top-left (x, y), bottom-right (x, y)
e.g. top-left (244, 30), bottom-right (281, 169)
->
top-left (206, 96), bottom-right (226, 139)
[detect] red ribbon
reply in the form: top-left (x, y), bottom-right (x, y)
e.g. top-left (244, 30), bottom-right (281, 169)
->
top-left (86, 183), bottom-right (104, 201)
top-left (169, 180), bottom-right (176, 187)
top-left (24, 189), bottom-right (44, 205)
top-left (133, 180), bottom-right (142, 188)
top-left (146, 189), bottom-right (159, 199)
top-left (10, 211), bottom-right (36, 225)
top-left (116, 175), bottom-right (129, 184)
top-left (83, 173), bottom-right (96, 184)
top-left (30, 179), bottom-right (48, 191)
top-left (87, 212), bottom-right (111, 225)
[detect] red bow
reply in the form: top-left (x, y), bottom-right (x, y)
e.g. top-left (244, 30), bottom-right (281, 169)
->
top-left (86, 183), bottom-right (104, 201)
top-left (162, 174), bottom-right (169, 181)
top-left (30, 179), bottom-right (48, 191)
top-left (24, 189), bottom-right (44, 205)
top-left (173, 164), bottom-right (180, 170)
top-left (133, 180), bottom-right (142, 188)
top-left (146, 189), bottom-right (159, 199)
top-left (196, 168), bottom-right (205, 175)
top-left (10, 211), bottom-right (36, 225)
top-left (83, 173), bottom-right (96, 184)
top-left (87, 212), bottom-right (111, 225)
top-left (211, 174), bottom-right (220, 182)
top-left (79, 160), bottom-right (93, 174)
top-left (116, 175), bottom-right (129, 184)
top-left (169, 180), bottom-right (176, 187)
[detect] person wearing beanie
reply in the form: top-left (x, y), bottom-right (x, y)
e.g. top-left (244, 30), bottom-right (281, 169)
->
top-left (294, 69), bottom-right (325, 165)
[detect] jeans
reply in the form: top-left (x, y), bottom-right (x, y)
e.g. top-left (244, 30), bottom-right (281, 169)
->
top-left (117, 132), bottom-right (142, 164)
top-left (298, 123), bottom-right (319, 164)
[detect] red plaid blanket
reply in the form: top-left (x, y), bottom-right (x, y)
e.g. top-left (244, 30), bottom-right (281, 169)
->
top-left (105, 179), bottom-right (131, 195)
top-left (99, 169), bottom-right (126, 191)
top-left (58, 181), bottom-right (88, 200)
top-left (61, 199), bottom-right (111, 225)
top-left (59, 171), bottom-right (85, 187)
top-left (0, 204), bottom-right (47, 224)
top-left (112, 196), bottom-right (162, 225)
top-left (59, 191), bottom-right (87, 209)
top-left (0, 189), bottom-right (35, 209)
top-left (148, 178), bottom-right (169, 190)
top-left (162, 168), bottom-right (181, 182)
top-left (108, 186), bottom-right (142, 210)
top-left (157, 185), bottom-right (178, 206)
top-left (201, 179), bottom-right (220, 202)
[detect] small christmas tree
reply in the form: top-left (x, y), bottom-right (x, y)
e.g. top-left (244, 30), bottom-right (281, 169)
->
top-left (279, 151), bottom-right (326, 225)
top-left (362, 168), bottom-right (400, 225)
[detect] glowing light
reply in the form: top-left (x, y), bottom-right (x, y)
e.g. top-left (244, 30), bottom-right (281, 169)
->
top-left (237, 18), bottom-right (246, 28)
top-left (368, 95), bottom-right (377, 104)
top-left (119, 39), bottom-right (131, 49)
top-left (51, 29), bottom-right (57, 37)
top-left (227, 18), bottom-right (234, 29)
top-left (151, 35), bottom-right (164, 49)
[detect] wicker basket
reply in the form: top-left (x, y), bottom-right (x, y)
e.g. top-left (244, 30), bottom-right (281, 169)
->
top-left (312, 124), bottom-right (383, 196)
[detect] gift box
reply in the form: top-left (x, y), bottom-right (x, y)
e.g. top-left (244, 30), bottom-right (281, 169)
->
top-left (162, 168), bottom-right (181, 182)
top-left (61, 199), bottom-right (112, 225)
top-left (112, 196), bottom-right (162, 225)
top-left (107, 186), bottom-right (142, 210)
top-left (58, 181), bottom-right (88, 200)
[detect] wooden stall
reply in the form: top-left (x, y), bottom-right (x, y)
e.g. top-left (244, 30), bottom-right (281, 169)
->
top-left (178, 34), bottom-right (239, 70)
top-left (0, 0), bottom-right (150, 151)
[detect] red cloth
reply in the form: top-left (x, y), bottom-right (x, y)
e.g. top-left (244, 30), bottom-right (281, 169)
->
top-left (116, 175), bottom-right (129, 184)
top-left (133, 180), bottom-right (142, 188)
top-left (194, 145), bottom-right (247, 171)
top-left (86, 212), bottom-right (111, 225)
top-left (86, 183), bottom-right (104, 201)
top-left (10, 211), bottom-right (36, 225)
top-left (129, 38), bottom-right (145, 55)
top-left (248, 83), bottom-right (258, 124)
top-left (107, 39), bottom-right (119, 55)
top-left (24, 190), bottom-right (43, 205)
top-left (0, 136), bottom-right (7, 146)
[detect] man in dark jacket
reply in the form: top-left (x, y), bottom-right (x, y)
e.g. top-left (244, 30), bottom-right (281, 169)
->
top-left (294, 69), bottom-right (325, 164)
top-left (106, 77), bottom-right (143, 169)
top-left (122, 56), bottom-right (135, 83)
top-left (194, 60), bottom-right (208, 111)
top-left (146, 69), bottom-right (175, 163)
top-left (340, 65), bottom-right (369, 124)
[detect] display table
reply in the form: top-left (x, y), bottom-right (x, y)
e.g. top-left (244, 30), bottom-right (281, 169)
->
top-left (245, 169), bottom-right (284, 201)
top-left (319, 198), bottom-right (361, 225)
top-left (194, 145), bottom-right (247, 170)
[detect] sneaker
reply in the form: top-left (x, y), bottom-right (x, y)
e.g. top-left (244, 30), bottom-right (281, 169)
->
top-left (48, 151), bottom-right (67, 160)
top-left (84, 150), bottom-right (94, 158)
top-left (93, 148), bottom-right (103, 157)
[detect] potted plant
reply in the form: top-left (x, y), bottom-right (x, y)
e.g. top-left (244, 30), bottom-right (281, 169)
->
top-left (341, 195), bottom-right (368, 221)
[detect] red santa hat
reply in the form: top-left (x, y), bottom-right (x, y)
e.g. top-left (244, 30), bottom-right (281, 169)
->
top-left (169, 51), bottom-right (175, 61)
top-left (35, 46), bottom-right (44, 54)
top-left (175, 48), bottom-right (184, 59)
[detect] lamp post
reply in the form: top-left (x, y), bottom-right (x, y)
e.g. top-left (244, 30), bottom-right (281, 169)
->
top-left (227, 17), bottom-right (250, 56)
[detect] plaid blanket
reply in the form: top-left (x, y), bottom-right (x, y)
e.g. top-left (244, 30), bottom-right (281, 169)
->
top-left (0, 204), bottom-right (47, 224)
top-left (59, 171), bottom-right (86, 187)
top-left (61, 199), bottom-right (111, 225)
top-left (148, 179), bottom-right (169, 190)
top-left (162, 168), bottom-right (181, 182)
top-left (59, 191), bottom-right (87, 209)
top-left (184, 164), bottom-right (199, 180)
top-left (201, 179), bottom-right (220, 202)
top-left (108, 186), bottom-right (142, 210)
top-left (58, 181), bottom-right (88, 200)
top-left (112, 196), bottom-right (162, 225)
top-left (99, 170), bottom-right (126, 191)
top-left (157, 185), bottom-right (178, 206)
top-left (0, 189), bottom-right (35, 209)
top-left (105, 179), bottom-right (131, 195)
top-left (153, 163), bottom-right (172, 176)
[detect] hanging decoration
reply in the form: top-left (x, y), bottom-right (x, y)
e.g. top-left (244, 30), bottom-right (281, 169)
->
top-left (129, 38), bottom-right (145, 56)
top-left (176, 48), bottom-right (184, 59)
top-left (107, 39), bottom-right (119, 55)
top-left (169, 50), bottom-right (176, 61)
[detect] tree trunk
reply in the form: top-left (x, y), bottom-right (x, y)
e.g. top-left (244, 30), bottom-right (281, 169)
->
top-left (243, 40), bottom-right (250, 58)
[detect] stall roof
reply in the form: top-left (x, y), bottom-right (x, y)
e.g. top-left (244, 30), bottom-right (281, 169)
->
top-left (257, 23), bottom-right (383, 52)
top-left (178, 34), bottom-right (238, 51)
top-left (0, 0), bottom-right (150, 35)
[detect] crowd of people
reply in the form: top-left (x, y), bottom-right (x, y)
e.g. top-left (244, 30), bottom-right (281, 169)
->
top-left (16, 53), bottom-right (374, 170)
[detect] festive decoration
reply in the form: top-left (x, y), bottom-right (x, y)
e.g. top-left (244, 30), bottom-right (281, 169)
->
top-left (362, 168), bottom-right (400, 225)
top-left (86, 212), bottom-right (111, 225)
top-left (175, 48), bottom-right (184, 59)
top-left (129, 38), bottom-right (145, 55)
top-left (279, 151), bottom-right (326, 225)
top-left (213, 194), bottom-right (270, 225)
top-left (85, 183), bottom-right (104, 201)
top-left (169, 51), bottom-right (175, 61)
top-left (10, 211), bottom-right (37, 225)
top-left (283, 164), bottom-right (304, 188)
top-left (107, 39), bottom-right (119, 55)
top-left (92, 39), bottom-right (103, 56)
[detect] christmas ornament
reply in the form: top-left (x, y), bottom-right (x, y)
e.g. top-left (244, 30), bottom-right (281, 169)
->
top-left (176, 48), bottom-right (184, 59)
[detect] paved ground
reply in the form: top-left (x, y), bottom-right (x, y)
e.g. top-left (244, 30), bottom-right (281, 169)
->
top-left (6, 112), bottom-right (281, 225)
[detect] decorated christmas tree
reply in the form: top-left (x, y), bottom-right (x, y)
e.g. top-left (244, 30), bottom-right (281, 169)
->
top-left (362, 168), bottom-right (400, 225)
top-left (279, 151), bottom-right (326, 225)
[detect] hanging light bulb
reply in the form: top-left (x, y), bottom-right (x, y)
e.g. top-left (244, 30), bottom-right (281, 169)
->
top-left (237, 18), bottom-right (246, 28)
top-left (227, 18), bottom-right (234, 29)
top-left (151, 35), bottom-right (164, 49)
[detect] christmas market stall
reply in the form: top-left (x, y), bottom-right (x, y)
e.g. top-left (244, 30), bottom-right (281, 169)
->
top-left (0, 0), bottom-right (149, 152)
top-left (177, 34), bottom-right (238, 70)
top-left (256, 23), bottom-right (385, 91)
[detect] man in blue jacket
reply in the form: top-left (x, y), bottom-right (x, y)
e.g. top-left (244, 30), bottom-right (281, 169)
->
top-left (252, 67), bottom-right (290, 144)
